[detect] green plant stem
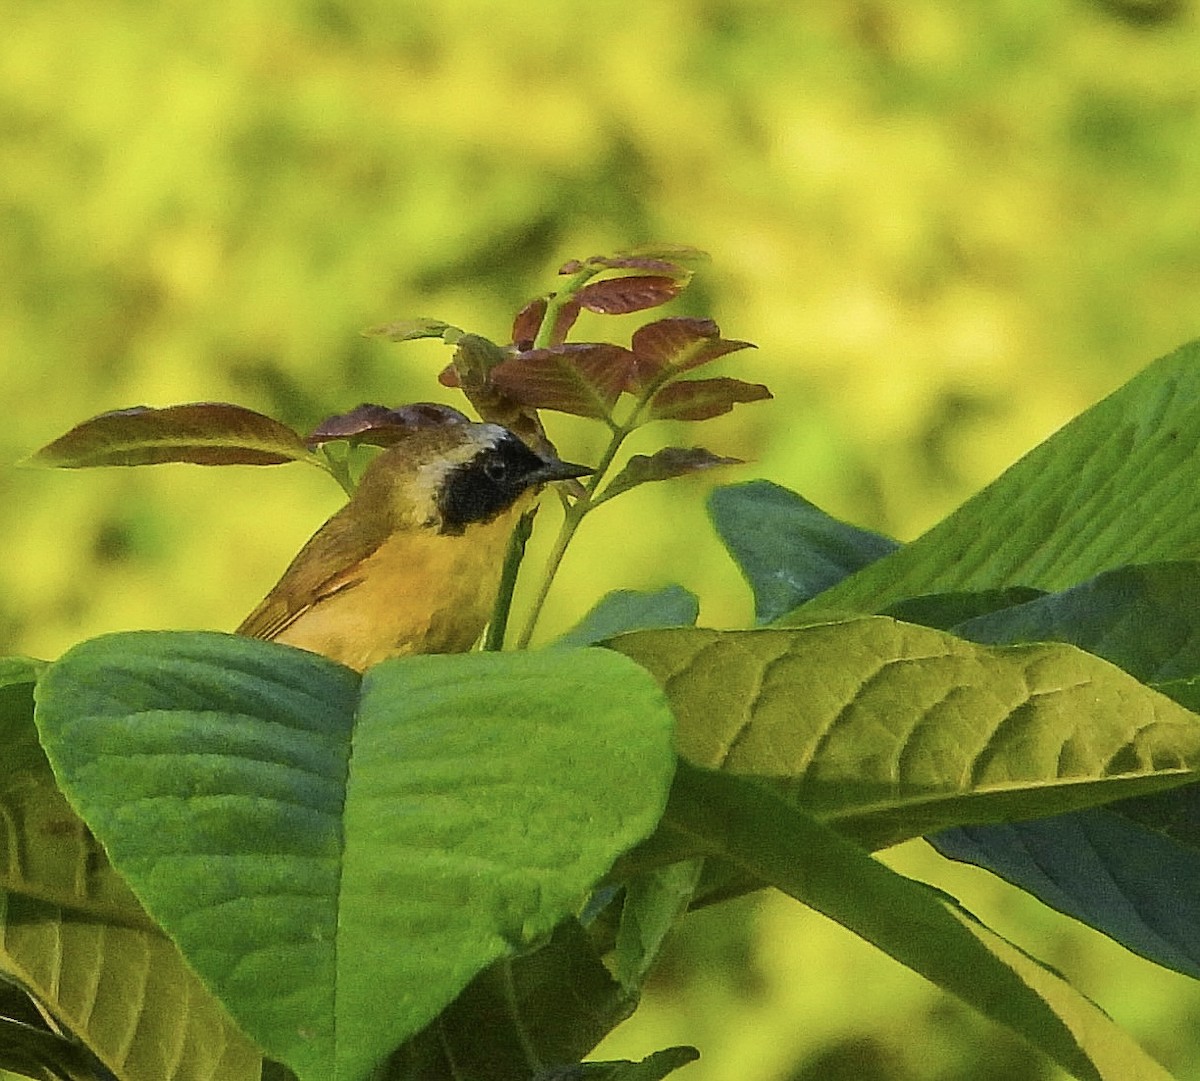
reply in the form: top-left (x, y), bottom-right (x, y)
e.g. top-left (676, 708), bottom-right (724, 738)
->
top-left (513, 367), bottom-right (680, 647)
top-left (484, 509), bottom-right (536, 651)
top-left (532, 266), bottom-right (597, 350)
top-left (515, 264), bottom-right (681, 647)
top-left (514, 498), bottom-right (587, 650)
top-left (512, 422), bottom-right (637, 648)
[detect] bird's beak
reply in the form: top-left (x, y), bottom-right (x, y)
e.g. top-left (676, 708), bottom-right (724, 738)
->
top-left (528, 455), bottom-right (594, 484)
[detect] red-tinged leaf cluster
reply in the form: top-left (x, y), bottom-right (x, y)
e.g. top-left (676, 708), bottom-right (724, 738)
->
top-left (574, 276), bottom-right (682, 316)
top-left (490, 344), bottom-right (633, 421)
top-left (511, 295), bottom-right (580, 350)
top-left (439, 334), bottom-right (550, 452)
top-left (306, 403), bottom-right (470, 448)
top-left (512, 297), bottom-right (549, 350)
top-left (28, 403), bottom-right (314, 469)
top-left (629, 318), bottom-right (754, 386)
top-left (648, 377), bottom-right (773, 422)
top-left (509, 246), bottom-right (712, 352)
top-left (601, 447), bottom-right (744, 501)
top-left (476, 315), bottom-right (764, 426)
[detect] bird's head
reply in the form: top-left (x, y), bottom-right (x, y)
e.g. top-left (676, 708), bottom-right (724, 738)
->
top-left (354, 422), bottom-right (593, 535)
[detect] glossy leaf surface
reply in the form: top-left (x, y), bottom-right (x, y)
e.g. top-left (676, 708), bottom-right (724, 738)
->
top-left (35, 633), bottom-right (676, 1081)
top-left (28, 403), bottom-right (314, 468)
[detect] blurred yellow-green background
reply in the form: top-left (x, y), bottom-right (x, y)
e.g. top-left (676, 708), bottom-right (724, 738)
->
top-left (4, 0), bottom-right (1200, 1077)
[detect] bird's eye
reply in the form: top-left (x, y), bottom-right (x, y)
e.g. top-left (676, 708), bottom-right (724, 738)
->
top-left (484, 457), bottom-right (509, 484)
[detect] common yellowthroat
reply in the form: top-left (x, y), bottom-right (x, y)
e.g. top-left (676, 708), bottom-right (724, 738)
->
top-left (237, 422), bottom-right (591, 671)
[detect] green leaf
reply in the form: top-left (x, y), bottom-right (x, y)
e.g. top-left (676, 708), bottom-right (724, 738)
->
top-left (34, 632), bottom-right (676, 1081)
top-left (554, 587), bottom-right (700, 649)
top-left (26, 403), bottom-right (316, 468)
top-left (665, 762), bottom-right (1173, 1081)
top-left (598, 449), bottom-right (741, 504)
top-left (709, 482), bottom-right (899, 623)
top-left (929, 562), bottom-right (1200, 980)
top-left (612, 861), bottom-right (704, 992)
top-left (608, 620), bottom-right (1200, 850)
top-left (882, 587), bottom-right (1047, 631)
top-left (954, 561), bottom-right (1200, 683)
top-left (361, 318), bottom-right (460, 343)
top-left (0, 656), bottom-right (46, 688)
top-left (793, 338), bottom-right (1200, 617)
top-left (389, 920), bottom-right (635, 1080)
top-left (566, 1046), bottom-right (701, 1080)
top-left (646, 377), bottom-right (771, 423)
top-left (0, 1008), bottom-right (107, 1081)
top-left (1, 662), bottom-right (261, 1081)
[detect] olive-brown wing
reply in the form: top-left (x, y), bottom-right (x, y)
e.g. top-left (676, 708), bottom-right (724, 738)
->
top-left (236, 503), bottom-right (390, 642)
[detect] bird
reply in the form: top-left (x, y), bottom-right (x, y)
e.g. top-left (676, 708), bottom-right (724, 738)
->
top-left (236, 421), bottom-right (591, 671)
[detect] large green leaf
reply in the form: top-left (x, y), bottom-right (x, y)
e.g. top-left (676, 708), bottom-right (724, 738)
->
top-left (608, 619), bottom-right (1200, 849)
top-left (954, 561), bottom-right (1200, 682)
top-left (34, 632), bottom-right (676, 1081)
top-left (0, 661), bottom-right (261, 1081)
top-left (793, 339), bottom-right (1200, 616)
top-left (708, 481), bottom-right (898, 623)
top-left (929, 561), bottom-right (1200, 980)
top-left (665, 762), bottom-right (1173, 1081)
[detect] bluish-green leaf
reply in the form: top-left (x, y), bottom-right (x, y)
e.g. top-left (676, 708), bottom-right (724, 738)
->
top-left (931, 561), bottom-right (1200, 980)
top-left (954, 561), bottom-right (1200, 682)
top-left (934, 811), bottom-right (1200, 980)
top-left (708, 481), bottom-right (898, 623)
top-left (34, 631), bottom-right (676, 1081)
top-left (554, 586), bottom-right (699, 648)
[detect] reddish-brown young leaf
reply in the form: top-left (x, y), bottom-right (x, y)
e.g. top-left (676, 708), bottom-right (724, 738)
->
top-left (27, 403), bottom-right (314, 468)
top-left (306, 403), bottom-right (470, 447)
top-left (631, 317), bottom-right (756, 383)
top-left (512, 296), bottom-right (550, 349)
top-left (575, 275), bottom-right (682, 315)
top-left (362, 317), bottom-right (461, 343)
top-left (647, 378), bottom-right (773, 422)
top-left (440, 334), bottom-right (549, 447)
top-left (601, 446), bottom-right (743, 501)
top-left (489, 344), bottom-right (636, 420)
top-left (558, 258), bottom-right (586, 275)
top-left (548, 297), bottom-right (582, 345)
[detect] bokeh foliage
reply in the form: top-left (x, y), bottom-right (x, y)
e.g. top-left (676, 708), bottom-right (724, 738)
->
top-left (5, 1), bottom-right (1200, 1078)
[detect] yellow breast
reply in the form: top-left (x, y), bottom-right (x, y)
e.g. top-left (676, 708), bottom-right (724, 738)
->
top-left (270, 508), bottom-right (522, 671)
